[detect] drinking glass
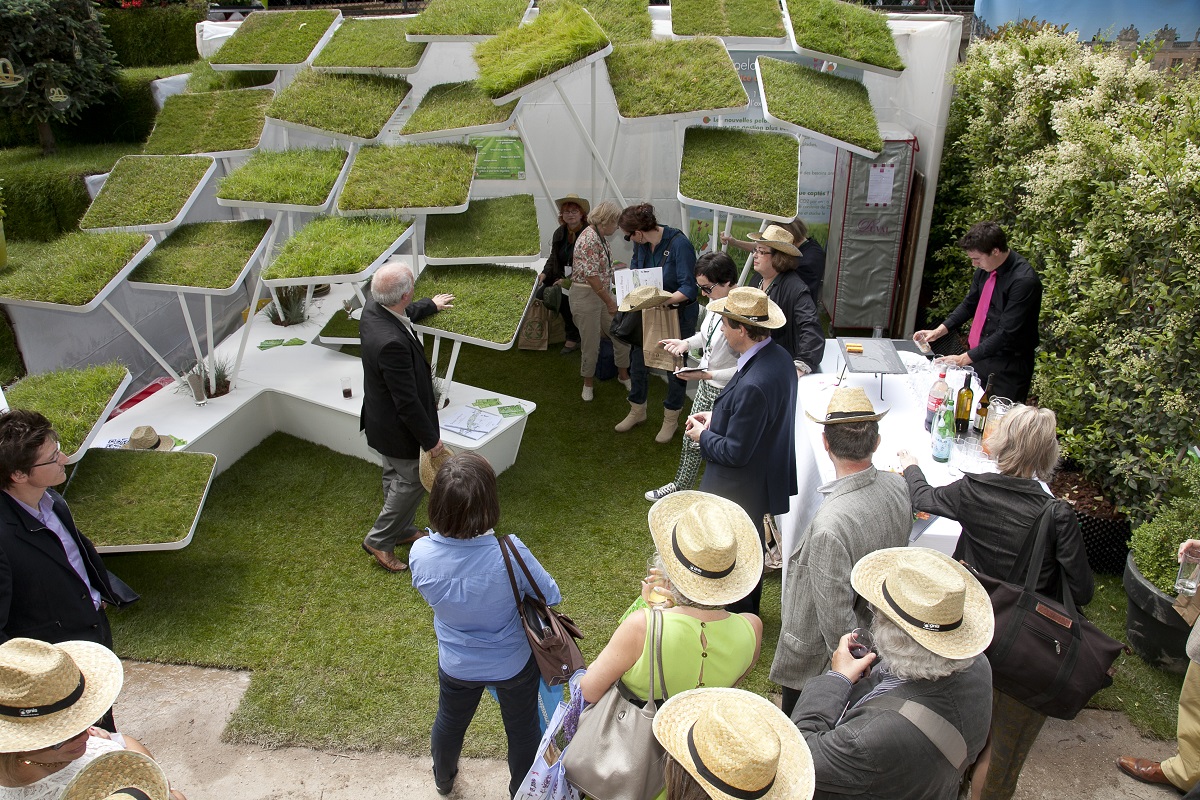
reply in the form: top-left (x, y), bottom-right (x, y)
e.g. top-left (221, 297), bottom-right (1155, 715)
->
top-left (1177, 552), bottom-right (1200, 596)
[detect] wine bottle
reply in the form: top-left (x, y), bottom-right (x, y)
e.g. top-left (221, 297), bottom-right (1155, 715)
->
top-left (924, 370), bottom-right (949, 432)
top-left (955, 373), bottom-right (974, 436)
top-left (973, 373), bottom-right (994, 435)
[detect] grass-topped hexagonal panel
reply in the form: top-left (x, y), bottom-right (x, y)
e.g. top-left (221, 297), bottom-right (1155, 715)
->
top-left (312, 18), bottom-right (427, 72)
top-left (412, 264), bottom-right (538, 347)
top-left (672, 0), bottom-right (785, 39)
top-left (268, 71), bottom-right (411, 141)
top-left (758, 56), bottom-right (881, 155)
top-left (0, 233), bottom-right (151, 308)
top-left (785, 0), bottom-right (903, 73)
top-left (217, 149), bottom-right (349, 209)
top-left (210, 9), bottom-right (339, 66)
top-left (264, 217), bottom-right (412, 283)
top-left (406, 0), bottom-right (530, 39)
top-left (401, 83), bottom-right (518, 136)
top-left (678, 127), bottom-right (799, 219)
top-left (130, 221), bottom-right (272, 291)
top-left (80, 156), bottom-right (214, 231)
top-left (338, 144), bottom-right (476, 214)
top-left (425, 195), bottom-right (540, 261)
top-left (5, 363), bottom-right (130, 460)
top-left (607, 39), bottom-right (747, 120)
top-left (143, 90), bottom-right (273, 156)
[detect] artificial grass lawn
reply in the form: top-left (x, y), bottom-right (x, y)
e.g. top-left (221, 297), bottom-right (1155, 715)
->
top-left (80, 156), bottom-right (213, 230)
top-left (267, 71), bottom-right (410, 140)
top-left (411, 265), bottom-right (535, 344)
top-left (679, 128), bottom-right (799, 218)
top-left (541, 0), bottom-right (652, 44)
top-left (143, 90), bottom-right (274, 156)
top-left (606, 40), bottom-right (747, 119)
top-left (757, 56), bottom-right (882, 153)
top-left (264, 217), bottom-right (411, 281)
top-left (5, 363), bottom-right (127, 457)
top-left (424, 195), bottom-right (540, 259)
top-left (66, 450), bottom-right (217, 548)
top-left (785, 0), bottom-right (903, 72)
top-left (186, 61), bottom-right (275, 93)
top-left (216, 148), bottom-right (348, 207)
top-left (312, 18), bottom-right (427, 69)
top-left (406, 0), bottom-right (529, 38)
top-left (339, 144), bottom-right (475, 212)
top-left (210, 9), bottom-right (339, 66)
top-left (400, 83), bottom-right (517, 135)
top-left (130, 221), bottom-right (271, 289)
top-left (474, 2), bottom-right (610, 99)
top-left (672, 0), bottom-right (785, 38)
top-left (0, 233), bottom-right (150, 306)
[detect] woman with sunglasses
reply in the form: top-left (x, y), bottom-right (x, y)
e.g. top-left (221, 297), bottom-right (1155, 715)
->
top-left (644, 252), bottom-right (739, 502)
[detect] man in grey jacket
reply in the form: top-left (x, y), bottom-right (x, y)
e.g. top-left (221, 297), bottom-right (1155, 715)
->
top-left (771, 386), bottom-right (912, 716)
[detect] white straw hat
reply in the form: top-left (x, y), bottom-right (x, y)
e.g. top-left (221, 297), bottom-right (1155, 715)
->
top-left (747, 225), bottom-right (800, 256)
top-left (617, 285), bottom-right (672, 313)
top-left (805, 386), bottom-right (888, 424)
top-left (62, 750), bottom-right (171, 800)
top-left (705, 287), bottom-right (785, 330)
top-left (648, 491), bottom-right (762, 607)
top-left (419, 445), bottom-right (456, 492)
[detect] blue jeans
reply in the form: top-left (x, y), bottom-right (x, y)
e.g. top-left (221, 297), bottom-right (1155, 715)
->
top-left (431, 654), bottom-right (541, 799)
top-left (627, 304), bottom-right (698, 410)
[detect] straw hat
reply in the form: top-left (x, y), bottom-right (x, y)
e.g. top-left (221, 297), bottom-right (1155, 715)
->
top-left (0, 639), bottom-right (123, 753)
top-left (617, 285), bottom-right (672, 313)
top-left (747, 225), bottom-right (800, 256)
top-left (805, 386), bottom-right (888, 424)
top-left (62, 751), bottom-right (170, 800)
top-left (554, 193), bottom-right (591, 216)
top-left (851, 547), bottom-right (994, 660)
top-left (653, 688), bottom-right (814, 800)
top-left (706, 287), bottom-right (785, 330)
top-left (122, 426), bottom-right (173, 451)
top-left (419, 445), bottom-right (456, 492)
top-left (648, 491), bottom-right (762, 607)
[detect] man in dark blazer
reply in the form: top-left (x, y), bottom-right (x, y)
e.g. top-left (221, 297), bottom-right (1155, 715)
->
top-left (685, 286), bottom-right (798, 614)
top-left (359, 261), bottom-right (452, 573)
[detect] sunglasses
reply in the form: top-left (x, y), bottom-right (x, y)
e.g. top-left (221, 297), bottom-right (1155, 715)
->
top-left (698, 283), bottom-right (716, 296)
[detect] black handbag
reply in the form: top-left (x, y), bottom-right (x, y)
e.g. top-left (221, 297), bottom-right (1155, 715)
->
top-left (610, 309), bottom-right (642, 347)
top-left (965, 500), bottom-right (1125, 720)
top-left (499, 534), bottom-right (585, 686)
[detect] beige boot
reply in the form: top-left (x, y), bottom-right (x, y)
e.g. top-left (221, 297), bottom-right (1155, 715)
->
top-left (614, 402), bottom-right (647, 432)
top-left (656, 408), bottom-right (681, 444)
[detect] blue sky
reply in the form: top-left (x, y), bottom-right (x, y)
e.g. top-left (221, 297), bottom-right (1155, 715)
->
top-left (974, 0), bottom-right (1200, 40)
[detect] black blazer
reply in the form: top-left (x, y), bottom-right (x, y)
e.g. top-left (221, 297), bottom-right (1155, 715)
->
top-left (0, 489), bottom-right (117, 646)
top-left (752, 270), bottom-right (825, 373)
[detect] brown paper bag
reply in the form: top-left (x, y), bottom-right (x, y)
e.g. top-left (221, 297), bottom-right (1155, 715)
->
top-left (518, 300), bottom-right (549, 351)
top-left (642, 306), bottom-right (682, 371)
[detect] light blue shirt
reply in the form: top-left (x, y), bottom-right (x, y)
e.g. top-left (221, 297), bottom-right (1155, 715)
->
top-left (409, 531), bottom-right (562, 682)
top-left (11, 491), bottom-right (102, 609)
top-left (735, 337), bottom-right (772, 371)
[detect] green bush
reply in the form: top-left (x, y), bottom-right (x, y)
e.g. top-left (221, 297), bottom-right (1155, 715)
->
top-left (1131, 462), bottom-right (1200, 594)
top-left (99, 3), bottom-right (205, 68)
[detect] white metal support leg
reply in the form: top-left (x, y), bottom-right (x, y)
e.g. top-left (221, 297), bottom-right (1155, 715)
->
top-left (101, 300), bottom-right (183, 383)
top-left (551, 77), bottom-right (627, 207)
top-left (177, 293), bottom-right (204, 367)
top-left (738, 219), bottom-right (769, 286)
top-left (231, 277), bottom-right (265, 390)
top-left (204, 295), bottom-right (217, 396)
top-left (515, 117), bottom-right (556, 217)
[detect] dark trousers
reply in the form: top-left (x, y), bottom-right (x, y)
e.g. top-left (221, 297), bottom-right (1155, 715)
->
top-left (432, 654), bottom-right (541, 799)
top-left (780, 685), bottom-right (802, 719)
top-left (726, 513), bottom-right (766, 615)
top-left (627, 347), bottom-right (688, 410)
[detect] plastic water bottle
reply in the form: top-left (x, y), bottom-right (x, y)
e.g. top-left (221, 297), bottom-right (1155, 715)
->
top-left (925, 370), bottom-right (949, 432)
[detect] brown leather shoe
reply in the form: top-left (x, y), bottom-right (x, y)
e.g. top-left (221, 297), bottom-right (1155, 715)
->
top-left (1116, 756), bottom-right (1172, 786)
top-left (361, 542), bottom-right (407, 573)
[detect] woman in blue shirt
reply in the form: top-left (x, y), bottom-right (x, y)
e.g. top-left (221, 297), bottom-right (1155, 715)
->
top-left (409, 453), bottom-right (562, 798)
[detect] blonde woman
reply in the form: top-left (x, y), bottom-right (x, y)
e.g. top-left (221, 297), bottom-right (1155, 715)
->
top-left (570, 200), bottom-right (631, 402)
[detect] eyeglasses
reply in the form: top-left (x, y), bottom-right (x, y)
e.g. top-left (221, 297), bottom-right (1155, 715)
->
top-left (29, 447), bottom-right (63, 469)
top-left (754, 247), bottom-right (773, 256)
top-left (698, 283), bottom-right (716, 296)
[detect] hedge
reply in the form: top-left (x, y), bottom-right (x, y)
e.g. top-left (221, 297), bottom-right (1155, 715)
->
top-left (99, 2), bottom-right (205, 68)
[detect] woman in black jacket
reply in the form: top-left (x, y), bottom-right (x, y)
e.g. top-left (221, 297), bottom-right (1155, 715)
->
top-left (747, 225), bottom-right (825, 375)
top-left (538, 194), bottom-right (588, 355)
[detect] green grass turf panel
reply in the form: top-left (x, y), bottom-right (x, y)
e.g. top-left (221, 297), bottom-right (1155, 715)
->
top-left (757, 56), bottom-right (882, 153)
top-left (5, 363), bottom-right (127, 457)
top-left (786, 0), bottom-right (903, 72)
top-left (143, 90), bottom-right (273, 155)
top-left (268, 71), bottom-right (410, 140)
top-left (540, 0), bottom-right (651, 44)
top-left (319, 309), bottom-right (359, 339)
top-left (65, 451), bottom-right (217, 548)
top-left (210, 10), bottom-right (339, 66)
top-left (339, 144), bottom-right (475, 212)
top-left (0, 233), bottom-right (150, 306)
top-left (400, 83), bottom-right (517, 135)
top-left (411, 264), bottom-right (535, 344)
top-left (406, 0), bottom-right (529, 37)
top-left (130, 221), bottom-right (271, 289)
top-left (312, 18), bottom-right (427, 69)
top-left (80, 156), bottom-right (213, 230)
top-left (672, 0), bottom-right (785, 38)
top-left (678, 128), bottom-right (799, 219)
top-left (424, 195), bottom-right (539, 259)
top-left (185, 61), bottom-right (275, 93)
top-left (474, 2), bottom-right (610, 99)
top-left (606, 40), bottom-right (747, 119)
top-left (264, 217), bottom-right (410, 281)
top-left (216, 148), bottom-right (348, 207)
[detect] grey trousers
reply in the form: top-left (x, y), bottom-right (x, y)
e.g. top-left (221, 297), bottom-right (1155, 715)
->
top-left (364, 454), bottom-right (424, 552)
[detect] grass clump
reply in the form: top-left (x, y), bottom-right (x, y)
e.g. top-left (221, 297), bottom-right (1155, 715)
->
top-left (216, 149), bottom-right (348, 207)
top-left (80, 156), bottom-right (213, 230)
top-left (312, 18), bottom-right (427, 69)
top-left (607, 40), bottom-right (747, 119)
top-left (0, 233), bottom-right (150, 307)
top-left (6, 363), bottom-right (128, 457)
top-left (264, 217), bottom-right (411, 281)
top-left (339, 144), bottom-right (475, 212)
top-left (406, 0), bottom-right (529, 38)
top-left (401, 83), bottom-right (517, 135)
top-left (474, 2), bottom-right (610, 99)
top-left (413, 264), bottom-right (536, 344)
top-left (186, 61), bottom-right (276, 93)
top-left (268, 71), bottom-right (410, 140)
top-left (672, 0), bottom-right (784, 38)
top-left (678, 127), bottom-right (798, 218)
top-left (540, 0), bottom-right (651, 44)
top-left (143, 90), bottom-right (274, 155)
top-left (130, 221), bottom-right (271, 290)
top-left (320, 308), bottom-right (360, 340)
top-left (66, 451), bottom-right (217, 548)
top-left (757, 56), bottom-right (881, 152)
top-left (425, 195), bottom-right (540, 259)
top-left (210, 9), bottom-right (339, 66)
top-left (786, 0), bottom-right (903, 72)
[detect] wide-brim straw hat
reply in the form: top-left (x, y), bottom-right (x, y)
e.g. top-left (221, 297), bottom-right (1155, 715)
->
top-left (805, 386), bottom-right (888, 424)
top-left (0, 639), bottom-right (123, 753)
top-left (617, 285), bottom-right (672, 313)
top-left (706, 287), bottom-right (785, 330)
top-left (62, 750), bottom-right (170, 800)
top-left (648, 491), bottom-right (762, 607)
top-left (554, 193), bottom-right (590, 216)
top-left (747, 225), bottom-right (800, 256)
top-left (653, 688), bottom-right (815, 800)
top-left (122, 425), bottom-right (173, 451)
top-left (851, 547), bottom-right (994, 660)
top-left (419, 445), bottom-right (456, 492)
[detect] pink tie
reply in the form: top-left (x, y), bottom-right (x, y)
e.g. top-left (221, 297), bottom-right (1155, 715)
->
top-left (968, 271), bottom-right (997, 350)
